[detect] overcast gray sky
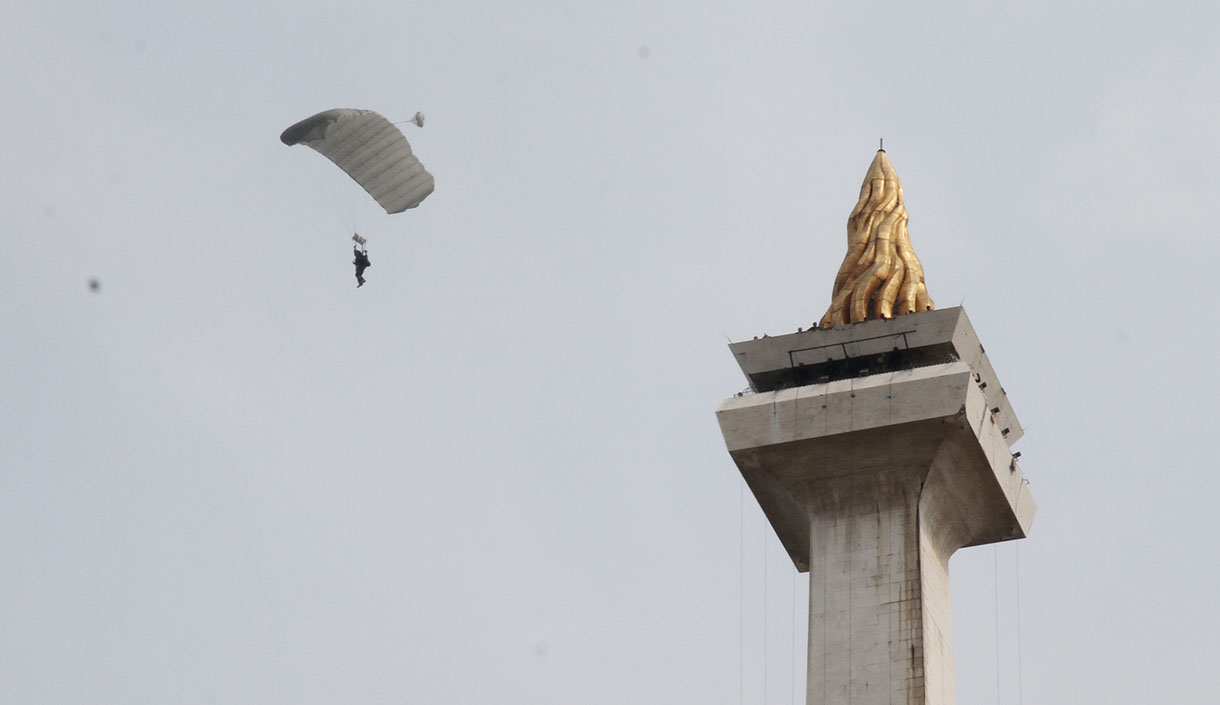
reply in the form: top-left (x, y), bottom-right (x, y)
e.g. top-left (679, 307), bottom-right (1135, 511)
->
top-left (4, 1), bottom-right (1218, 703)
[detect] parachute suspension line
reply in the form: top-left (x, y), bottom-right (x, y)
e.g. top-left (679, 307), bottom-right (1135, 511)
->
top-left (302, 154), bottom-right (390, 243)
top-left (305, 156), bottom-right (340, 231)
top-left (359, 211), bottom-right (393, 242)
top-left (330, 158), bottom-right (358, 232)
top-left (306, 154), bottom-right (357, 234)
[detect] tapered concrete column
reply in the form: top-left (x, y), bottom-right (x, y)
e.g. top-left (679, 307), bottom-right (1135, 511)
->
top-left (717, 308), bottom-right (1035, 705)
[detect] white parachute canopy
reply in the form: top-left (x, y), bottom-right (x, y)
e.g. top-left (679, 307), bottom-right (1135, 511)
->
top-left (280, 109), bottom-right (434, 214)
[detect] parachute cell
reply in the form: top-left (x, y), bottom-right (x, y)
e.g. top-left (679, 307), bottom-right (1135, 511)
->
top-left (280, 109), bottom-right (434, 214)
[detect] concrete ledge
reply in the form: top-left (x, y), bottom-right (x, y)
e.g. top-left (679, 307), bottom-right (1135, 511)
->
top-left (718, 362), bottom-right (973, 452)
top-left (716, 362), bottom-right (1035, 571)
top-left (727, 307), bottom-right (1023, 445)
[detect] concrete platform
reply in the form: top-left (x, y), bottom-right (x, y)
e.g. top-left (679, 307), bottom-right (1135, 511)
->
top-left (727, 306), bottom-right (1022, 444)
top-left (717, 360), bottom-right (1035, 572)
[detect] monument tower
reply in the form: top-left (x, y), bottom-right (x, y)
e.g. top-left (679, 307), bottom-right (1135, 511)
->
top-left (716, 150), bottom-right (1035, 705)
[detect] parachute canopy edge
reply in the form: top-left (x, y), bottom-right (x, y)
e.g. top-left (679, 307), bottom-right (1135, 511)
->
top-left (280, 108), bottom-right (351, 146)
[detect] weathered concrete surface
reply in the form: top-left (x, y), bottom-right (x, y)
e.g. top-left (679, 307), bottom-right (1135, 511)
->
top-left (715, 308), bottom-right (1035, 705)
top-left (728, 306), bottom-right (1022, 445)
top-left (718, 362), bottom-right (1034, 572)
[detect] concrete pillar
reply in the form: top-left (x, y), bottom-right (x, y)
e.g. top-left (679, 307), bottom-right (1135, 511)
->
top-left (716, 308), bottom-right (1035, 705)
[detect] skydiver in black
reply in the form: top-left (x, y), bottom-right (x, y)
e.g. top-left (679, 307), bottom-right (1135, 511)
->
top-left (353, 245), bottom-right (371, 288)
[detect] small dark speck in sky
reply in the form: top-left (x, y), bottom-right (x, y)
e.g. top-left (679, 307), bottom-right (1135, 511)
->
top-left (533, 641), bottom-right (549, 661)
top-left (89, 278), bottom-right (101, 293)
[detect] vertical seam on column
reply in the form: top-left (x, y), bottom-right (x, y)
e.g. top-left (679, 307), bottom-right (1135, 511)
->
top-left (914, 473), bottom-right (926, 705)
top-left (821, 382), bottom-right (828, 705)
top-left (827, 520), bottom-right (832, 705)
top-left (888, 371), bottom-right (896, 705)
top-left (792, 386), bottom-right (800, 442)
top-left (849, 369), bottom-right (857, 704)
top-left (847, 375), bottom-right (855, 705)
top-left (847, 504), bottom-right (853, 698)
top-left (772, 393), bottom-right (780, 440)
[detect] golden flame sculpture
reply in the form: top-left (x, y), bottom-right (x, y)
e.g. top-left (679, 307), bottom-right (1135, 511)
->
top-left (819, 150), bottom-right (935, 328)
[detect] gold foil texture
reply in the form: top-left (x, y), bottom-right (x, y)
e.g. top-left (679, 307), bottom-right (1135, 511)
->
top-left (819, 151), bottom-right (934, 328)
